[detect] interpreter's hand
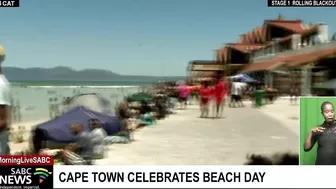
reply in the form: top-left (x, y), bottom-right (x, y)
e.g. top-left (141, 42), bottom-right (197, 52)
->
top-left (311, 127), bottom-right (325, 133)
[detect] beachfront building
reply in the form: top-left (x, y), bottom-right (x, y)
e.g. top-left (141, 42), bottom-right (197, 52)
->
top-left (214, 15), bottom-right (336, 95)
top-left (187, 60), bottom-right (225, 83)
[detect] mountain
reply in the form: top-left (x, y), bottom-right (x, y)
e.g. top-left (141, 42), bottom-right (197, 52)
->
top-left (3, 66), bottom-right (185, 82)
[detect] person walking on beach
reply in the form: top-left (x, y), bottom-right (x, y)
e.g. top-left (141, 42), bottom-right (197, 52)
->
top-left (177, 81), bottom-right (189, 109)
top-left (230, 79), bottom-right (245, 108)
top-left (229, 79), bottom-right (239, 108)
top-left (0, 46), bottom-right (11, 155)
top-left (213, 75), bottom-right (228, 118)
top-left (303, 101), bottom-right (336, 165)
top-left (199, 80), bottom-right (212, 118)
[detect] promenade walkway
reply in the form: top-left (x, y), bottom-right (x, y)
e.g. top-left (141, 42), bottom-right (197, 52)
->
top-left (97, 101), bottom-right (298, 165)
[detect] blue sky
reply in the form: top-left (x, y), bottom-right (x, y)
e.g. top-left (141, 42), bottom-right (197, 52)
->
top-left (0, 0), bottom-right (335, 76)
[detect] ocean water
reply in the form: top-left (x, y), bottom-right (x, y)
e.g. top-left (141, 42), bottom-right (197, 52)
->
top-left (10, 80), bottom-right (146, 124)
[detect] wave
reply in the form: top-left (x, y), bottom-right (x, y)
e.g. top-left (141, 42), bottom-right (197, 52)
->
top-left (25, 85), bottom-right (140, 89)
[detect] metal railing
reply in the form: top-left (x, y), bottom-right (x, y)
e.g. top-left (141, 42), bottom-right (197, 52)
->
top-left (252, 41), bottom-right (336, 62)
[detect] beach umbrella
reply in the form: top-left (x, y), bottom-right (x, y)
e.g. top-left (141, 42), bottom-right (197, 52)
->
top-left (313, 78), bottom-right (336, 89)
top-left (127, 92), bottom-right (153, 102)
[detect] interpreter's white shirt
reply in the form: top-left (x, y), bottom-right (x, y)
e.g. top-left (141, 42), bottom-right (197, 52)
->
top-left (0, 74), bottom-right (10, 106)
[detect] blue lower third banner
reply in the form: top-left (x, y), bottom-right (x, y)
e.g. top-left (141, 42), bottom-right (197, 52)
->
top-left (0, 165), bottom-right (53, 189)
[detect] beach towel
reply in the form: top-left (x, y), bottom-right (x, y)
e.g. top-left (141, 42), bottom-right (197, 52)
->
top-left (104, 136), bottom-right (130, 144)
top-left (104, 135), bottom-right (130, 144)
top-left (63, 150), bottom-right (91, 165)
top-left (139, 112), bottom-right (155, 126)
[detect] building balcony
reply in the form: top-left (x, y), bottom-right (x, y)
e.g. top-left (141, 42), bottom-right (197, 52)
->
top-left (252, 40), bottom-right (336, 62)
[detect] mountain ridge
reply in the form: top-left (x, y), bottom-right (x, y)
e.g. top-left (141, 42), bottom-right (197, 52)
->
top-left (3, 66), bottom-right (185, 82)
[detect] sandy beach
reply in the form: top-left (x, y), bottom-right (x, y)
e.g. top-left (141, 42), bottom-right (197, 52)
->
top-left (95, 99), bottom-right (298, 165)
top-left (9, 98), bottom-right (299, 165)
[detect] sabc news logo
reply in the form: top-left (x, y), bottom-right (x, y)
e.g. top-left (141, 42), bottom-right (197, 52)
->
top-left (34, 168), bottom-right (52, 184)
top-left (0, 167), bottom-right (52, 185)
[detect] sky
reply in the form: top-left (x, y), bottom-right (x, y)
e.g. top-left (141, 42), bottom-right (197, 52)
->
top-left (0, 0), bottom-right (335, 76)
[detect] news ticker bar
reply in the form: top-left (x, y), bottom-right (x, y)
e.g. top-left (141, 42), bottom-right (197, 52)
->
top-left (268, 0), bottom-right (336, 7)
top-left (0, 0), bottom-right (19, 7)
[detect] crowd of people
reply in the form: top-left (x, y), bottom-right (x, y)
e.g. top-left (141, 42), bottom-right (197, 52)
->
top-left (175, 74), bottom-right (278, 119)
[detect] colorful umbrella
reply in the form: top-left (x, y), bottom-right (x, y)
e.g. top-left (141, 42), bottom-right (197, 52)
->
top-left (127, 92), bottom-right (153, 102)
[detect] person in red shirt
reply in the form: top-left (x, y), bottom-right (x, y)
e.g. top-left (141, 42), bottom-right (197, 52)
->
top-left (213, 75), bottom-right (227, 118)
top-left (199, 80), bottom-right (212, 118)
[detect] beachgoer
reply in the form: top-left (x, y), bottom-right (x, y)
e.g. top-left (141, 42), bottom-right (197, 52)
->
top-left (89, 119), bottom-right (107, 159)
top-left (177, 81), bottom-right (189, 109)
top-left (49, 98), bottom-right (54, 118)
top-left (199, 80), bottom-right (212, 118)
top-left (236, 80), bottom-right (246, 107)
top-left (54, 97), bottom-right (60, 116)
top-left (116, 97), bottom-right (130, 120)
top-left (303, 101), bottom-right (336, 165)
top-left (63, 124), bottom-right (94, 165)
top-left (229, 79), bottom-right (239, 108)
top-left (138, 100), bottom-right (155, 126)
top-left (230, 79), bottom-right (245, 108)
top-left (213, 76), bottom-right (228, 118)
top-left (16, 100), bottom-right (21, 122)
top-left (0, 47), bottom-right (11, 155)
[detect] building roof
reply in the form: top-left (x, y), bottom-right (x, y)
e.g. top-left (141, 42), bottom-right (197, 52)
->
top-left (264, 20), bottom-right (306, 33)
top-left (189, 60), bottom-right (220, 65)
top-left (240, 48), bottom-right (336, 73)
top-left (240, 26), bottom-right (266, 44)
top-left (216, 47), bottom-right (228, 62)
top-left (214, 16), bottom-right (320, 68)
top-left (240, 57), bottom-right (286, 73)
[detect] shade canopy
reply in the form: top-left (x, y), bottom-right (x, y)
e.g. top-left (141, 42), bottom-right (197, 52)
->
top-left (34, 106), bottom-right (122, 143)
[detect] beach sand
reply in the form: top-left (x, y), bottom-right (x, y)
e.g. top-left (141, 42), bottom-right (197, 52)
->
top-left (96, 100), bottom-right (298, 165)
top-left (9, 119), bottom-right (48, 154)
top-left (257, 97), bottom-right (299, 136)
top-left (9, 98), bottom-right (299, 165)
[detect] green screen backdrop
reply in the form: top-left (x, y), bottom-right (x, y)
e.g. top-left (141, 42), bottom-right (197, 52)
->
top-left (300, 97), bottom-right (336, 165)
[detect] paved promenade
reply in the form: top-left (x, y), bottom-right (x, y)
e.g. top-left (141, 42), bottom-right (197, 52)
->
top-left (97, 100), bottom-right (298, 165)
